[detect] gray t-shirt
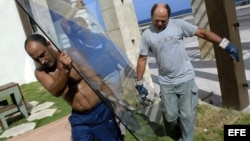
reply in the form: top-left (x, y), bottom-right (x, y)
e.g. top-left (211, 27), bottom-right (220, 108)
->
top-left (139, 19), bottom-right (198, 85)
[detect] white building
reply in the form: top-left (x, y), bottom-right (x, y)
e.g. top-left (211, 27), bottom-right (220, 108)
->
top-left (0, 0), bottom-right (106, 86)
top-left (0, 0), bottom-right (37, 86)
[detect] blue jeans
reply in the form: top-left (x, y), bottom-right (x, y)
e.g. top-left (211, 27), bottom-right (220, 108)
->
top-left (69, 102), bottom-right (123, 141)
top-left (160, 79), bottom-right (198, 141)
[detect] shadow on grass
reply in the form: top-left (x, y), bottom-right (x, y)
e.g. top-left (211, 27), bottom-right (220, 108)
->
top-left (130, 112), bottom-right (181, 141)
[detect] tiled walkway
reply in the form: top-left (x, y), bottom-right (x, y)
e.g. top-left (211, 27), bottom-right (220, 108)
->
top-left (7, 116), bottom-right (71, 141)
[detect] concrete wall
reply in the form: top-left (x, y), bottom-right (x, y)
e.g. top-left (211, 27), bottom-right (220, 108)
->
top-left (99, 0), bottom-right (154, 90)
top-left (0, 0), bottom-right (37, 86)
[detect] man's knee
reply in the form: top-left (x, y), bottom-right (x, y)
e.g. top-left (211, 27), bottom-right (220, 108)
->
top-left (163, 111), bottom-right (178, 124)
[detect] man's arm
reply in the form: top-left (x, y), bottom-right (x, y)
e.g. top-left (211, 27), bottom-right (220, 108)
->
top-left (136, 55), bottom-right (147, 81)
top-left (35, 53), bottom-right (72, 97)
top-left (195, 28), bottom-right (222, 43)
top-left (195, 28), bottom-right (240, 62)
top-left (135, 55), bottom-right (149, 102)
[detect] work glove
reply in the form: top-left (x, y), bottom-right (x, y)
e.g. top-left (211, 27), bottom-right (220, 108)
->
top-left (135, 79), bottom-right (150, 106)
top-left (135, 85), bottom-right (148, 99)
top-left (219, 38), bottom-right (240, 62)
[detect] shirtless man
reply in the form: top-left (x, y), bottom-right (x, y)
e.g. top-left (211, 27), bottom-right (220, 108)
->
top-left (24, 33), bottom-right (123, 141)
top-left (60, 1), bottom-right (135, 137)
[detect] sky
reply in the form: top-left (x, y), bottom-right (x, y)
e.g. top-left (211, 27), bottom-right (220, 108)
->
top-left (132, 0), bottom-right (192, 23)
top-left (84, 0), bottom-right (192, 27)
top-left (83, 0), bottom-right (243, 27)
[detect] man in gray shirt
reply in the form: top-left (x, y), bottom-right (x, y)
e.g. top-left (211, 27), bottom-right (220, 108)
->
top-left (135, 3), bottom-right (239, 141)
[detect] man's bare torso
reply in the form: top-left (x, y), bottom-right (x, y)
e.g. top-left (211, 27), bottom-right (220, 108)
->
top-left (39, 65), bottom-right (100, 113)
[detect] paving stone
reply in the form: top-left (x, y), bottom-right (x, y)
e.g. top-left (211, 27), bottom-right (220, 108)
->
top-left (27, 108), bottom-right (57, 121)
top-left (0, 122), bottom-right (36, 138)
top-left (30, 102), bottom-right (55, 114)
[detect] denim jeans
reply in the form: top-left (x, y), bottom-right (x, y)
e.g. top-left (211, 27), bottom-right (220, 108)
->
top-left (69, 102), bottom-right (122, 141)
top-left (160, 79), bottom-right (198, 141)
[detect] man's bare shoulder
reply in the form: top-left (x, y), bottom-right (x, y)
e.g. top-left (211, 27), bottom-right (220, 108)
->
top-left (35, 65), bottom-right (56, 76)
top-left (35, 66), bottom-right (47, 76)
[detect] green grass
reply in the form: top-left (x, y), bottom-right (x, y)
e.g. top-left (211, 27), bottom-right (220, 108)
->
top-left (0, 82), bottom-right (71, 141)
top-left (194, 104), bottom-right (250, 141)
top-left (1, 81), bottom-right (250, 141)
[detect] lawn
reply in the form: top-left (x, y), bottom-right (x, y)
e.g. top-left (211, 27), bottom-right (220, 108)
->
top-left (1, 81), bottom-right (250, 141)
top-left (0, 82), bottom-right (71, 141)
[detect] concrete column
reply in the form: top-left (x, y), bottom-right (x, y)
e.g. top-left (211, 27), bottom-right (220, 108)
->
top-left (98, 0), bottom-right (139, 63)
top-left (98, 0), bottom-right (154, 94)
top-left (190, 0), bottom-right (214, 60)
top-left (204, 0), bottom-right (249, 110)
